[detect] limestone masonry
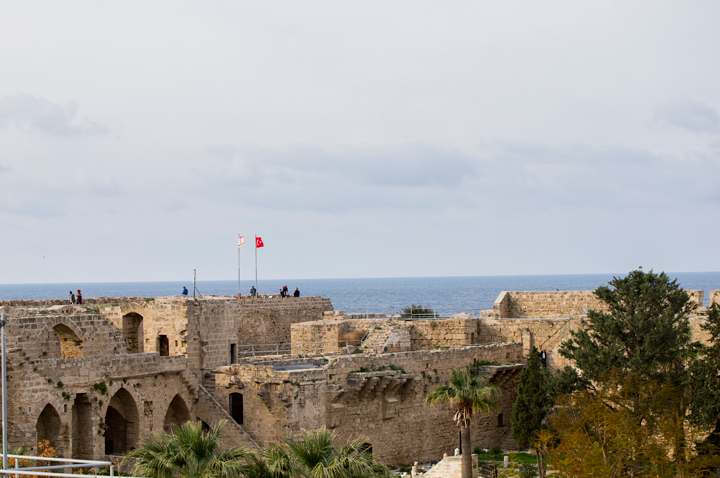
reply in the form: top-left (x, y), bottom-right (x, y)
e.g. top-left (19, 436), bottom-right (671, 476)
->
top-left (0, 289), bottom-right (717, 466)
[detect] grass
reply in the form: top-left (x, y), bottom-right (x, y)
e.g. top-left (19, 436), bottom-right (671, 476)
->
top-left (473, 446), bottom-right (537, 465)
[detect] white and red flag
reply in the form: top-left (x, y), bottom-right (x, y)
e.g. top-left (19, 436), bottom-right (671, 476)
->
top-left (256, 237), bottom-right (264, 248)
top-left (238, 236), bottom-right (245, 247)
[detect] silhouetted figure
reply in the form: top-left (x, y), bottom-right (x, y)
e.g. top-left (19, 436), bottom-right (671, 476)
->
top-left (294, 287), bottom-right (300, 298)
top-left (250, 286), bottom-right (256, 298)
top-left (76, 289), bottom-right (83, 305)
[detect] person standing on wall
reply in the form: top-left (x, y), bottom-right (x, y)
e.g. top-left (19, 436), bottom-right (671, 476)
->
top-left (293, 287), bottom-right (300, 298)
top-left (250, 286), bottom-right (256, 298)
top-left (76, 289), bottom-right (83, 305)
top-left (69, 291), bottom-right (76, 304)
top-left (283, 284), bottom-right (289, 298)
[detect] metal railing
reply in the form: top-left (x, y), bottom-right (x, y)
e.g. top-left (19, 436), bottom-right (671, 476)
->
top-left (237, 341), bottom-right (350, 358)
top-left (342, 307), bottom-right (482, 320)
top-left (0, 454), bottom-right (145, 478)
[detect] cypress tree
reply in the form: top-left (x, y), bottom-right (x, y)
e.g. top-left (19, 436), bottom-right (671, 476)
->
top-left (511, 347), bottom-right (552, 477)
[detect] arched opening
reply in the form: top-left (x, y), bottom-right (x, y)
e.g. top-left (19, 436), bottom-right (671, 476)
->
top-left (53, 324), bottom-right (83, 359)
top-left (163, 395), bottom-right (191, 431)
top-left (104, 388), bottom-right (139, 455)
top-left (122, 313), bottom-right (144, 354)
top-left (72, 393), bottom-right (93, 459)
top-left (36, 404), bottom-right (61, 449)
top-left (359, 443), bottom-right (372, 455)
top-left (229, 393), bottom-right (243, 425)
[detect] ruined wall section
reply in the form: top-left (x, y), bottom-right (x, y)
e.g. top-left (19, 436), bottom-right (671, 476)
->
top-left (215, 343), bottom-right (523, 465)
top-left (5, 314), bottom-right (129, 361)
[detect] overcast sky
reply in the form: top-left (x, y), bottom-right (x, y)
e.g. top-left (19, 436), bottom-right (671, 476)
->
top-left (1, 1), bottom-right (719, 284)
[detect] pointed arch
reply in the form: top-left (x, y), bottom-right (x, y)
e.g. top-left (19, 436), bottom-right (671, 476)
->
top-left (104, 388), bottom-right (139, 455)
top-left (122, 312), bottom-right (144, 354)
top-left (163, 394), bottom-right (191, 431)
top-left (36, 404), bottom-right (62, 449)
top-left (52, 324), bottom-right (84, 358)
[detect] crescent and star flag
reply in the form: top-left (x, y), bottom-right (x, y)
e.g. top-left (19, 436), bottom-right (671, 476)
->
top-left (256, 237), bottom-right (264, 248)
top-left (238, 236), bottom-right (245, 247)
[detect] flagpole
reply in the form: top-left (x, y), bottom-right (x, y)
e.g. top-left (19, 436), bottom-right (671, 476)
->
top-left (255, 236), bottom-right (258, 293)
top-left (238, 234), bottom-right (242, 297)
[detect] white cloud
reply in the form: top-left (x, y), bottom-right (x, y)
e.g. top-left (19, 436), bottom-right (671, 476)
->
top-left (0, 93), bottom-right (109, 136)
top-left (654, 100), bottom-right (720, 134)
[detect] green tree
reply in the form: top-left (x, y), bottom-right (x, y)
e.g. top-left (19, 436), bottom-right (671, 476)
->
top-left (263, 427), bottom-right (390, 478)
top-left (511, 347), bottom-right (553, 477)
top-left (400, 304), bottom-right (434, 318)
top-left (425, 367), bottom-right (501, 478)
top-left (689, 304), bottom-right (720, 454)
top-left (125, 420), bottom-right (249, 478)
top-left (557, 268), bottom-right (701, 475)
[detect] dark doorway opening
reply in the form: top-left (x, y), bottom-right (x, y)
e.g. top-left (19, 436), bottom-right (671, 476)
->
top-left (497, 413), bottom-right (504, 427)
top-left (230, 344), bottom-right (237, 364)
top-left (122, 313), bottom-right (144, 354)
top-left (229, 393), bottom-right (243, 424)
top-left (72, 393), bottom-right (93, 459)
top-left (159, 335), bottom-right (169, 356)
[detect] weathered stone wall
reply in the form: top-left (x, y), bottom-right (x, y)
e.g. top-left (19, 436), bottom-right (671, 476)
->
top-left (492, 290), bottom-right (706, 318)
top-left (5, 314), bottom-right (129, 361)
top-left (214, 343), bottom-right (523, 465)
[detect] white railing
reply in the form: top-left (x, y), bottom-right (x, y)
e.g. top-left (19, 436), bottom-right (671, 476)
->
top-left (0, 454), bottom-right (146, 478)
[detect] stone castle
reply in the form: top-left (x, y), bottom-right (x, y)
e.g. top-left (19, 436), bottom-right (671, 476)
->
top-left (0, 289), bottom-right (717, 466)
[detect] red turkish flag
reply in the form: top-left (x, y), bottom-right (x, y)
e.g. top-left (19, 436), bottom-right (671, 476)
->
top-left (256, 237), bottom-right (264, 248)
top-left (238, 236), bottom-right (245, 247)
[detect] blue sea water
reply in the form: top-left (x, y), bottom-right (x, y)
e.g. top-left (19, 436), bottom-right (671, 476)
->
top-left (1, 272), bottom-right (718, 311)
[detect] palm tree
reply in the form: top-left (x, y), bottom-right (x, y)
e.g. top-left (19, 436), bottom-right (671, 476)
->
top-left (262, 427), bottom-right (390, 478)
top-left (425, 367), bottom-right (501, 478)
top-left (125, 420), bottom-right (250, 478)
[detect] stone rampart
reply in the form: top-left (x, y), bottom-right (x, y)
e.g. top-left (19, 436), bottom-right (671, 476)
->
top-left (492, 290), bottom-right (707, 318)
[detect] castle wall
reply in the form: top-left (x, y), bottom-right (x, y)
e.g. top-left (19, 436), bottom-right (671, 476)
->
top-left (492, 290), bottom-right (707, 318)
top-left (215, 343), bottom-right (523, 465)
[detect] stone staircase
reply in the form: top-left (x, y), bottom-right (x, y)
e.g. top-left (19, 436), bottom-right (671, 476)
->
top-left (196, 385), bottom-right (259, 450)
top-left (361, 324), bottom-right (394, 353)
top-left (424, 455), bottom-right (478, 478)
top-left (500, 433), bottom-right (519, 452)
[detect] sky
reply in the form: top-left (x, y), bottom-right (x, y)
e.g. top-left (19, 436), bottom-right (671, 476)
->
top-left (1, 1), bottom-right (719, 284)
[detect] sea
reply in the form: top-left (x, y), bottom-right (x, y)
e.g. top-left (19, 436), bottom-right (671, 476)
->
top-left (1, 272), bottom-right (719, 313)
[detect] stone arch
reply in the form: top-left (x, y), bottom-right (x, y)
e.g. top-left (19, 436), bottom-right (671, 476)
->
top-left (104, 388), bottom-right (140, 455)
top-left (163, 394), bottom-right (191, 431)
top-left (40, 319), bottom-right (85, 360)
top-left (52, 324), bottom-right (84, 358)
top-left (36, 404), bottom-right (62, 449)
top-left (121, 312), bottom-right (144, 354)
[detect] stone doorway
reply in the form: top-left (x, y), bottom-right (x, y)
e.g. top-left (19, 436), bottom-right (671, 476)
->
top-left (229, 393), bottom-right (243, 424)
top-left (122, 313), bottom-right (144, 354)
top-left (72, 394), bottom-right (93, 459)
top-left (104, 389), bottom-right (139, 455)
top-left (158, 335), bottom-right (169, 356)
